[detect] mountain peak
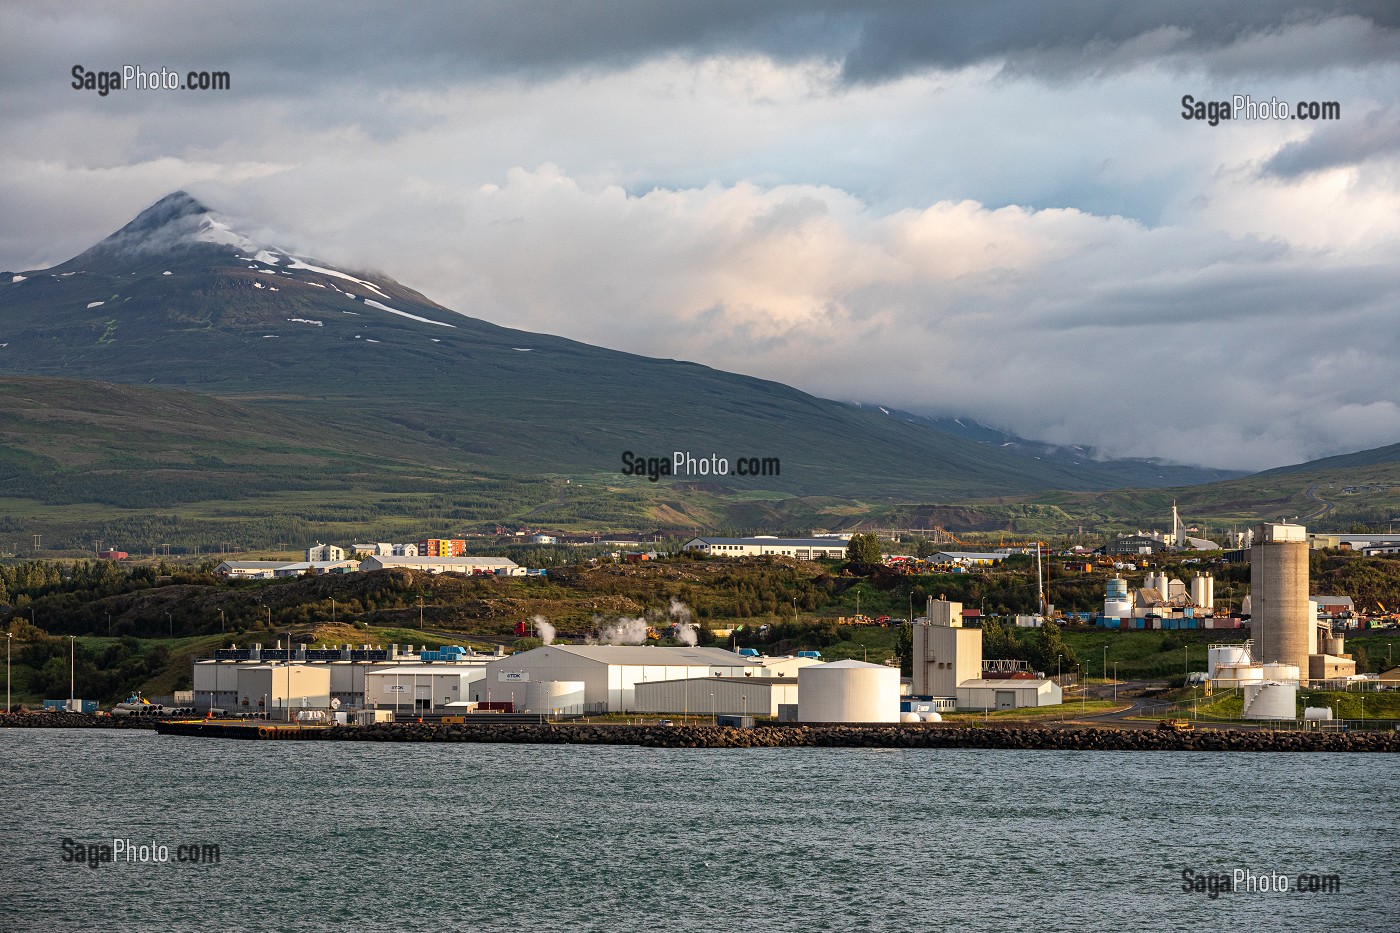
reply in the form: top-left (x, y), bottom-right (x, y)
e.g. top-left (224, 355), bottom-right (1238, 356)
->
top-left (128, 190), bottom-right (211, 229)
top-left (78, 190), bottom-right (262, 262)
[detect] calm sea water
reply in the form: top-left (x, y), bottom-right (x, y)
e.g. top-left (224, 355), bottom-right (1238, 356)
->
top-left (0, 729), bottom-right (1394, 932)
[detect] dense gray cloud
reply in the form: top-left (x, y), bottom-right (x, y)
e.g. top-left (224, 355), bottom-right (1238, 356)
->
top-left (1, 1), bottom-right (1397, 472)
top-left (1264, 104), bottom-right (1400, 176)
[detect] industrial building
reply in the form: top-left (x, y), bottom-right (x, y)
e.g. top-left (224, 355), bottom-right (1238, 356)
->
top-left (1098, 571), bottom-right (1218, 627)
top-left (912, 598), bottom-right (982, 698)
top-left (909, 597), bottom-right (1061, 711)
top-left (306, 542), bottom-right (345, 562)
top-left (681, 536), bottom-right (850, 560)
top-left (929, 551), bottom-right (1009, 566)
top-left (233, 664), bottom-right (332, 719)
top-left (193, 643), bottom-right (495, 713)
top-left (364, 665), bottom-right (486, 712)
top-left (955, 677), bottom-right (1062, 711)
top-left (634, 676), bottom-right (798, 718)
top-left (358, 555), bottom-right (520, 575)
top-left (472, 644), bottom-right (807, 712)
top-left (213, 559), bottom-right (359, 579)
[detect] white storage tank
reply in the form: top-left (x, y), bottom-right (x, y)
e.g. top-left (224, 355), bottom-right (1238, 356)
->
top-left (1243, 682), bottom-right (1297, 720)
top-left (1214, 663), bottom-right (1263, 688)
top-left (798, 660), bottom-right (900, 723)
top-left (524, 680), bottom-right (585, 714)
top-left (1303, 707), bottom-right (1333, 721)
top-left (901, 711), bottom-right (922, 723)
top-left (920, 711), bottom-right (942, 723)
top-left (1208, 644), bottom-right (1251, 679)
top-left (1260, 662), bottom-right (1300, 685)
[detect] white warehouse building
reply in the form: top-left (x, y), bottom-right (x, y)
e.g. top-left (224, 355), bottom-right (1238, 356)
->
top-left (473, 645), bottom-right (804, 712)
top-left (364, 665), bottom-right (487, 713)
top-left (634, 676), bottom-right (800, 718)
top-left (359, 555), bottom-right (519, 575)
top-left (682, 536), bottom-right (850, 560)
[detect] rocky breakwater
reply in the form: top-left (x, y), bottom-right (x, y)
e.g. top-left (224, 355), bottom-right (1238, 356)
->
top-left (0, 712), bottom-right (159, 730)
top-left (325, 722), bottom-right (1400, 753)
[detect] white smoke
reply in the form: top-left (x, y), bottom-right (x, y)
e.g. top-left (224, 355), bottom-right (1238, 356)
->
top-left (534, 615), bottom-right (555, 645)
top-left (669, 598), bottom-right (698, 646)
top-left (595, 616), bottom-right (649, 645)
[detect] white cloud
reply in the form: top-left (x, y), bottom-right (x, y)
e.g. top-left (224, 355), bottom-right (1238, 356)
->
top-left (1, 7), bottom-right (1397, 472)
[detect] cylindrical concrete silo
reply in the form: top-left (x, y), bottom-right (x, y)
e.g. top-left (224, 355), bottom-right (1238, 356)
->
top-left (1250, 523), bottom-right (1310, 674)
top-left (798, 660), bottom-right (900, 723)
top-left (1189, 573), bottom-right (1214, 611)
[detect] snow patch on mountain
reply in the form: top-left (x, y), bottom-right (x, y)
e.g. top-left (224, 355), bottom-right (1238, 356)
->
top-left (362, 299), bottom-right (455, 328)
top-left (195, 216), bottom-right (257, 252)
top-left (285, 259), bottom-right (389, 298)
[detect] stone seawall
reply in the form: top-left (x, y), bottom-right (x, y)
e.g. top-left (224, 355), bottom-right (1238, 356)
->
top-left (324, 722), bottom-right (1400, 753)
top-left (6, 714), bottom-right (1396, 752)
top-left (0, 712), bottom-right (159, 730)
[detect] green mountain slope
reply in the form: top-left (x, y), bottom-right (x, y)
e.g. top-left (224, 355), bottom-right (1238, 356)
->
top-left (0, 191), bottom-right (1212, 505)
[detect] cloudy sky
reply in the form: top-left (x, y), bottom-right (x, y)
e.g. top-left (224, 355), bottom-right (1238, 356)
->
top-left (2, 1), bottom-right (1398, 471)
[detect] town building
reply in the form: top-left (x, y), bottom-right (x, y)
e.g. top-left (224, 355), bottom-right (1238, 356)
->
top-left (306, 542), bottom-right (345, 562)
top-left (419, 538), bottom-right (467, 557)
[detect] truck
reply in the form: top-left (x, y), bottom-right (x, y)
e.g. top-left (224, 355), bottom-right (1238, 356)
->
top-left (1157, 718), bottom-right (1194, 733)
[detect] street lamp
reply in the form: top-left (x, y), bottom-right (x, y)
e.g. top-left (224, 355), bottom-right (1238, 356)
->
top-left (419, 595), bottom-right (425, 629)
top-left (1102, 645), bottom-right (1107, 682)
top-left (219, 609), bottom-right (225, 635)
top-left (7, 631), bottom-right (12, 714)
top-left (69, 635), bottom-right (75, 708)
top-left (1113, 662), bottom-right (1118, 704)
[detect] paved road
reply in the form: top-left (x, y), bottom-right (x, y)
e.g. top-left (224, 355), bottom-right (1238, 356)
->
top-left (1062, 680), bottom-right (1266, 732)
top-left (1305, 483), bottom-right (1335, 521)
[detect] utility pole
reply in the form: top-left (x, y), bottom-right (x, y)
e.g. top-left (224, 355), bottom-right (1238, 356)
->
top-left (7, 631), bottom-right (12, 714)
top-left (69, 635), bottom-right (75, 707)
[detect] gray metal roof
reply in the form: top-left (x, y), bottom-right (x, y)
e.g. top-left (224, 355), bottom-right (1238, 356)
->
top-left (686, 537), bottom-right (849, 548)
top-left (519, 645), bottom-right (752, 666)
top-left (362, 555), bottom-right (517, 567)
